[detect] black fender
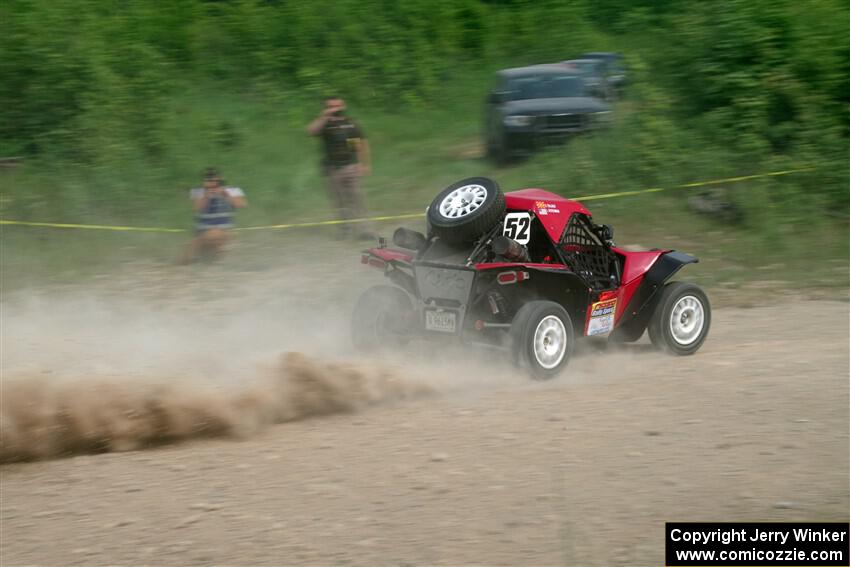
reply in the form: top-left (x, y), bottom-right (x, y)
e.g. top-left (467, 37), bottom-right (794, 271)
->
top-left (609, 251), bottom-right (698, 342)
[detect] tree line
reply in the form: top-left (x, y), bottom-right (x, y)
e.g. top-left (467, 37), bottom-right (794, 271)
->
top-left (1, 0), bottom-right (847, 208)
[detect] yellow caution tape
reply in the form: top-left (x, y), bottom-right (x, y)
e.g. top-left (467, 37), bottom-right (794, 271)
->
top-left (574, 168), bottom-right (812, 202)
top-left (0, 167), bottom-right (812, 233)
top-left (575, 187), bottom-right (665, 201)
top-left (0, 219), bottom-right (185, 233)
top-left (234, 212), bottom-right (426, 231)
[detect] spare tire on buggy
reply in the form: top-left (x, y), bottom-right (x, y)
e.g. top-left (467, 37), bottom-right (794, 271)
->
top-left (426, 177), bottom-right (505, 244)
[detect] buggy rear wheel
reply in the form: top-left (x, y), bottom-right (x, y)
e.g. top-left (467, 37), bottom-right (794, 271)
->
top-left (351, 285), bottom-right (414, 351)
top-left (510, 301), bottom-right (575, 380)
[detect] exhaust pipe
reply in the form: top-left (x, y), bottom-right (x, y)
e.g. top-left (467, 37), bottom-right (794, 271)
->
top-left (491, 235), bottom-right (529, 262)
top-left (393, 227), bottom-right (428, 251)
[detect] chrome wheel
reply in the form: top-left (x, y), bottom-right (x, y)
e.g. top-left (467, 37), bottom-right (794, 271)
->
top-left (438, 184), bottom-right (488, 219)
top-left (669, 295), bottom-right (705, 346)
top-left (532, 315), bottom-right (567, 369)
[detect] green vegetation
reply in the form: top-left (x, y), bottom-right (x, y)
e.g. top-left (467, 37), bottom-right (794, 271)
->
top-left (1, 0), bottom-right (848, 287)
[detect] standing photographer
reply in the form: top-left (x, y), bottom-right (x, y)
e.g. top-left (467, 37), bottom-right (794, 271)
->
top-left (179, 168), bottom-right (247, 264)
top-left (307, 96), bottom-right (372, 239)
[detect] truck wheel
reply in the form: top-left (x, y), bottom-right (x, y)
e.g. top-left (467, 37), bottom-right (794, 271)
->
top-left (647, 282), bottom-right (710, 355)
top-left (351, 285), bottom-right (414, 351)
top-left (510, 301), bottom-right (575, 380)
top-left (426, 177), bottom-right (505, 244)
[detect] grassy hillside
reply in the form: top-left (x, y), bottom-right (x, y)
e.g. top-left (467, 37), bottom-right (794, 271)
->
top-left (2, 78), bottom-right (846, 290)
top-left (1, 0), bottom-right (848, 288)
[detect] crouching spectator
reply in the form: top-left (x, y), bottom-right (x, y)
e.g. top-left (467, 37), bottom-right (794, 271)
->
top-left (179, 168), bottom-right (247, 264)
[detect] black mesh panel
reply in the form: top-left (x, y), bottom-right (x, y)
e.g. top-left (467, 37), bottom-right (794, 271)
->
top-left (560, 214), bottom-right (617, 290)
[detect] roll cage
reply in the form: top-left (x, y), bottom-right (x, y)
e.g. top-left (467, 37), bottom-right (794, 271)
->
top-left (461, 209), bottom-right (621, 291)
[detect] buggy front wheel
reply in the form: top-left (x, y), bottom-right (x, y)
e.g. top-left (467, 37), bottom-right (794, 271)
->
top-left (647, 282), bottom-right (711, 355)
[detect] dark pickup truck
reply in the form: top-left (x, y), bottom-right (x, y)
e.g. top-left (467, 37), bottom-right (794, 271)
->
top-left (484, 64), bottom-right (611, 163)
top-left (578, 52), bottom-right (627, 92)
top-left (561, 52), bottom-right (627, 99)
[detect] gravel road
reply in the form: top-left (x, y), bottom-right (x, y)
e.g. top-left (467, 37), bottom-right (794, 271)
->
top-left (2, 284), bottom-right (847, 566)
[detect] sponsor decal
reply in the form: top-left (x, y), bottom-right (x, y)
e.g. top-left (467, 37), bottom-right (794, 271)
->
top-left (587, 298), bottom-right (617, 336)
top-left (535, 201), bottom-right (561, 216)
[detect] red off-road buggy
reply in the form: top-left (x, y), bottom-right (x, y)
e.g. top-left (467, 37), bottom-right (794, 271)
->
top-left (354, 177), bottom-right (710, 378)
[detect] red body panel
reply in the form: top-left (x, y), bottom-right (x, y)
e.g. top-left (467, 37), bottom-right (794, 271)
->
top-left (473, 262), bottom-right (569, 271)
top-left (505, 189), bottom-right (590, 243)
top-left (367, 248), bottom-right (414, 263)
top-left (603, 249), bottom-right (667, 325)
top-left (615, 249), bottom-right (665, 284)
top-left (610, 277), bottom-right (642, 326)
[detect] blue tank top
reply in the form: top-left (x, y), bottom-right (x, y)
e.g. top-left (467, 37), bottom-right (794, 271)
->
top-left (196, 195), bottom-right (235, 230)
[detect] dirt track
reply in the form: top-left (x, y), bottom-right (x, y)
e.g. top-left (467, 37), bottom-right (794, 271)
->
top-left (1, 297), bottom-right (847, 566)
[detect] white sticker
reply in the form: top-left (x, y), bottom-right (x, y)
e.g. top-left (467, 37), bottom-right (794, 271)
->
top-left (587, 299), bottom-right (617, 336)
top-left (503, 212), bottom-right (531, 245)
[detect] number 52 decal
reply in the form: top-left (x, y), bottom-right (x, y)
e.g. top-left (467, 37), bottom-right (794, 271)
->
top-left (503, 212), bottom-right (531, 245)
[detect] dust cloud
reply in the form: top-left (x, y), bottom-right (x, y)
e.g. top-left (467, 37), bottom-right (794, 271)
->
top-left (0, 351), bottom-right (431, 463)
top-left (0, 280), bottom-right (519, 464)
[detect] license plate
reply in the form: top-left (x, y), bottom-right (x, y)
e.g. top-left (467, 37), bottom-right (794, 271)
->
top-left (425, 309), bottom-right (457, 333)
